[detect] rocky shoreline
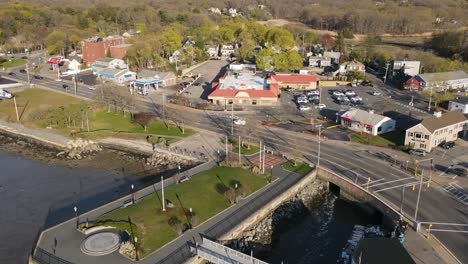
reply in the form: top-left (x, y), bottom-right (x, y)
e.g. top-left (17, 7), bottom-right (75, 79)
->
top-left (227, 179), bottom-right (328, 256)
top-left (0, 130), bottom-right (198, 179)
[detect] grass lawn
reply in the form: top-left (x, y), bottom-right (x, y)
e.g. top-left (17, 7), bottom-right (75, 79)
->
top-left (282, 161), bottom-right (312, 175)
top-left (89, 166), bottom-right (269, 258)
top-left (0, 88), bottom-right (194, 142)
top-left (0, 88), bottom-right (83, 122)
top-left (0, 58), bottom-right (26, 68)
top-left (231, 139), bottom-right (260, 155)
top-left (350, 130), bottom-right (405, 148)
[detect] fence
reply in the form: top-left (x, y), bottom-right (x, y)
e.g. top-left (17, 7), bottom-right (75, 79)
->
top-left (156, 242), bottom-right (195, 264)
top-left (32, 247), bottom-right (74, 264)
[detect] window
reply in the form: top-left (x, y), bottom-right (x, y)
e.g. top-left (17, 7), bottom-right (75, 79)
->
top-left (378, 127), bottom-right (382, 132)
top-left (228, 99), bottom-right (233, 104)
top-left (420, 143), bottom-right (426, 148)
top-left (409, 132), bottom-right (414, 137)
top-left (444, 128), bottom-right (448, 132)
top-left (252, 100), bottom-right (257, 105)
top-left (424, 135), bottom-right (429, 139)
top-left (415, 133), bottom-right (422, 139)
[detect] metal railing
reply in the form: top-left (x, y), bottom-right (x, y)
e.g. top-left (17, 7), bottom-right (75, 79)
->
top-left (32, 247), bottom-right (74, 264)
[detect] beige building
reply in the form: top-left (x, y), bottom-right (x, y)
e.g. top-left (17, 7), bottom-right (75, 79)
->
top-left (404, 111), bottom-right (468, 152)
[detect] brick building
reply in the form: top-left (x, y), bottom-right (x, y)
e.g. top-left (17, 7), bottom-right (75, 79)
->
top-left (109, 44), bottom-right (132, 60)
top-left (81, 36), bottom-right (125, 66)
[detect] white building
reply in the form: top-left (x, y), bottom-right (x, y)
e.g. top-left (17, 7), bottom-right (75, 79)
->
top-left (92, 58), bottom-right (127, 74)
top-left (448, 97), bottom-right (468, 114)
top-left (340, 109), bottom-right (396, 136)
top-left (221, 44), bottom-right (236, 57)
top-left (323, 51), bottom-right (341, 64)
top-left (206, 45), bottom-right (219, 57)
top-left (391, 60), bottom-right (420, 77)
top-left (99, 68), bottom-right (136, 85)
top-left (67, 59), bottom-right (82, 72)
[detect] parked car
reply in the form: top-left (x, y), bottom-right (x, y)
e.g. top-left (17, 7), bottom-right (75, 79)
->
top-left (33, 75), bottom-right (43, 79)
top-left (447, 167), bottom-right (467, 177)
top-left (233, 118), bottom-right (246, 125)
top-left (308, 95), bottom-right (320, 101)
top-left (7, 72), bottom-right (15, 76)
top-left (315, 104), bottom-right (326, 109)
top-left (299, 105), bottom-right (311, 111)
top-left (345, 90), bottom-right (356, 96)
top-left (88, 86), bottom-right (96, 90)
top-left (21, 56), bottom-right (28, 59)
top-left (351, 82), bottom-right (357, 87)
top-left (297, 97), bottom-right (308, 104)
top-left (62, 84), bottom-right (70, 90)
top-left (409, 149), bottom-right (426, 157)
top-left (372, 91), bottom-right (381, 96)
top-left (332, 91), bottom-right (345, 97)
top-left (306, 90), bottom-right (320, 96)
top-left (362, 80), bottom-right (373, 87)
top-left (193, 82), bottom-right (201, 86)
top-left (439, 141), bottom-right (455, 149)
top-left (0, 89), bottom-right (13, 99)
top-left (19, 69), bottom-right (27, 73)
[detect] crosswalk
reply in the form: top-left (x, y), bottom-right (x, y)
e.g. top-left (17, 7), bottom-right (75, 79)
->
top-left (442, 184), bottom-right (468, 206)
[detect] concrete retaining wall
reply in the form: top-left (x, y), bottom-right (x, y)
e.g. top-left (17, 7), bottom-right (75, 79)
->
top-left (219, 170), bottom-right (318, 240)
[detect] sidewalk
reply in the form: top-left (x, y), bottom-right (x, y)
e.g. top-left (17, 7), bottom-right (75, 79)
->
top-left (0, 119), bottom-right (69, 147)
top-left (403, 228), bottom-right (459, 264)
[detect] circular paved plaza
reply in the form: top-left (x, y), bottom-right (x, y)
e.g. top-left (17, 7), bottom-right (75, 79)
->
top-left (81, 232), bottom-right (121, 256)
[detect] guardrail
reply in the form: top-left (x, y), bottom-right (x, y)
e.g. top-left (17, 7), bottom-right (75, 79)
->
top-left (32, 247), bottom-right (74, 264)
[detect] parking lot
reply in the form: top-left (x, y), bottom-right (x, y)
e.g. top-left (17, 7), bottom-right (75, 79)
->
top-left (181, 59), bottom-right (228, 101)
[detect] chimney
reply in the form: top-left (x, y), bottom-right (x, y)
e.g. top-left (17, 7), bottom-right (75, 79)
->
top-left (433, 111), bottom-right (442, 118)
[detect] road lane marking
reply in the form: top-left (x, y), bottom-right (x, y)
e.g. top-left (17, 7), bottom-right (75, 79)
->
top-left (366, 177), bottom-right (413, 188)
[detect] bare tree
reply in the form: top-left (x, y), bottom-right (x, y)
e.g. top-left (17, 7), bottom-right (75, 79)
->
top-left (133, 112), bottom-right (154, 131)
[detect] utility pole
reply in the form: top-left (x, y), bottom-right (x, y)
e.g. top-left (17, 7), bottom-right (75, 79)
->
top-left (73, 73), bottom-right (78, 96)
top-left (25, 63), bottom-right (30, 84)
top-left (259, 141), bottom-right (262, 170)
top-left (262, 145), bottom-right (266, 174)
top-left (400, 185), bottom-right (406, 217)
top-left (383, 61), bottom-right (390, 84)
top-left (161, 176), bottom-right (166, 212)
top-left (162, 94), bottom-right (166, 120)
top-left (238, 135), bottom-right (241, 163)
top-left (231, 103), bottom-right (234, 136)
top-left (427, 87), bottom-right (433, 112)
top-left (13, 97), bottom-right (19, 121)
top-left (427, 159), bottom-right (434, 188)
top-left (225, 135), bottom-right (229, 162)
top-left (414, 170), bottom-right (424, 221)
top-left (317, 126), bottom-right (322, 168)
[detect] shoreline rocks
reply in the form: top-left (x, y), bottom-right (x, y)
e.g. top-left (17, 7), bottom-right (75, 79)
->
top-left (60, 138), bottom-right (103, 159)
top-left (228, 179), bottom-right (327, 255)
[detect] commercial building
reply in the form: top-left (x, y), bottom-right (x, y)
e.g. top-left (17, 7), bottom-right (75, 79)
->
top-left (448, 97), bottom-right (468, 114)
top-left (404, 111), bottom-right (468, 152)
top-left (92, 58), bottom-right (127, 74)
top-left (208, 64), bottom-right (279, 106)
top-left (98, 68), bottom-right (136, 86)
top-left (130, 69), bottom-right (177, 95)
top-left (109, 44), bottom-right (132, 60)
top-left (270, 74), bottom-right (320, 90)
top-left (81, 36), bottom-right (125, 66)
top-left (404, 71), bottom-right (468, 92)
top-left (339, 109), bottom-right (396, 136)
top-left (390, 60), bottom-right (420, 77)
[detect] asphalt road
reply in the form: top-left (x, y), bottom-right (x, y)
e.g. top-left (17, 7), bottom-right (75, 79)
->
top-left (5, 67), bottom-right (468, 263)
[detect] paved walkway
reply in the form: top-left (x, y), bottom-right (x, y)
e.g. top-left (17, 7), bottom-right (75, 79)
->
top-left (403, 228), bottom-right (458, 264)
top-left (34, 164), bottom-right (303, 264)
top-left (0, 119), bottom-right (69, 147)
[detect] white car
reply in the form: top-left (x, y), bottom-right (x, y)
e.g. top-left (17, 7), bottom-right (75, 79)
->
top-left (297, 97), bottom-right (308, 104)
top-left (0, 89), bottom-right (13, 99)
top-left (351, 82), bottom-right (357, 87)
top-left (350, 96), bottom-right (362, 103)
top-left (372, 91), bottom-right (381, 96)
top-left (315, 104), bottom-right (326, 109)
top-left (332, 91), bottom-right (345, 97)
top-left (299, 105), bottom-right (311, 111)
top-left (88, 86), bottom-right (96, 90)
top-left (345, 90), bottom-right (356, 96)
top-left (306, 90), bottom-right (320, 96)
top-left (337, 96), bottom-right (350, 102)
top-left (233, 118), bottom-right (246, 125)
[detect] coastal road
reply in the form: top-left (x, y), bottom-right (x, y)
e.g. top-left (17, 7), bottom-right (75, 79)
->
top-left (5, 72), bottom-right (467, 263)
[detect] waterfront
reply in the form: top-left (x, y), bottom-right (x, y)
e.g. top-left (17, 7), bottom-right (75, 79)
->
top-left (0, 146), bottom-right (154, 264)
top-left (265, 193), bottom-right (382, 264)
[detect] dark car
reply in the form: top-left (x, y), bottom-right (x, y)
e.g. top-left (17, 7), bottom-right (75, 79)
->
top-left (33, 75), bottom-right (43, 79)
top-left (447, 168), bottom-right (467, 177)
top-left (21, 56), bottom-right (28, 59)
top-left (7, 72), bottom-right (15, 76)
top-left (440, 141), bottom-right (455, 149)
top-left (62, 84), bottom-right (70, 89)
top-left (19, 69), bottom-right (27, 73)
top-left (193, 82), bottom-right (201, 86)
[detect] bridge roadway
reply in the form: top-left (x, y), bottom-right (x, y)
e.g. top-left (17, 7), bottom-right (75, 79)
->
top-left (194, 237), bottom-right (268, 264)
top-left (6, 69), bottom-right (467, 264)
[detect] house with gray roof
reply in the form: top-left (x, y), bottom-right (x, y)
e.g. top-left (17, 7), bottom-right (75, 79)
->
top-left (404, 71), bottom-right (468, 92)
top-left (448, 96), bottom-right (468, 114)
top-left (340, 109), bottom-right (396, 136)
top-left (98, 68), bottom-right (136, 85)
top-left (404, 111), bottom-right (468, 152)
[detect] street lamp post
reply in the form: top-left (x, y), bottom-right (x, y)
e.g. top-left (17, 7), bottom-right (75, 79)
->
top-left (189, 207), bottom-right (193, 228)
top-left (131, 184), bottom-right (135, 204)
top-left (414, 170), bottom-right (424, 221)
top-left (161, 176), bottom-right (166, 212)
top-left (317, 125), bottom-right (322, 168)
top-left (74, 206), bottom-right (78, 228)
top-left (134, 236), bottom-right (139, 260)
top-left (400, 185), bottom-right (406, 218)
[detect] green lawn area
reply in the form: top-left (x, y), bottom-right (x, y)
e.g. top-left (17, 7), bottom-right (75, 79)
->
top-left (88, 166), bottom-right (269, 258)
top-left (0, 88), bottom-right (194, 141)
top-left (0, 58), bottom-right (26, 68)
top-left (282, 161), bottom-right (312, 175)
top-left (350, 130), bottom-right (405, 148)
top-left (0, 88), bottom-right (83, 122)
top-left (231, 139), bottom-right (260, 155)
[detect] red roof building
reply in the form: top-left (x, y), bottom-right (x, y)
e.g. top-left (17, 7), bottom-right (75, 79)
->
top-left (270, 74), bottom-right (320, 90)
top-left (208, 71), bottom-right (280, 106)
